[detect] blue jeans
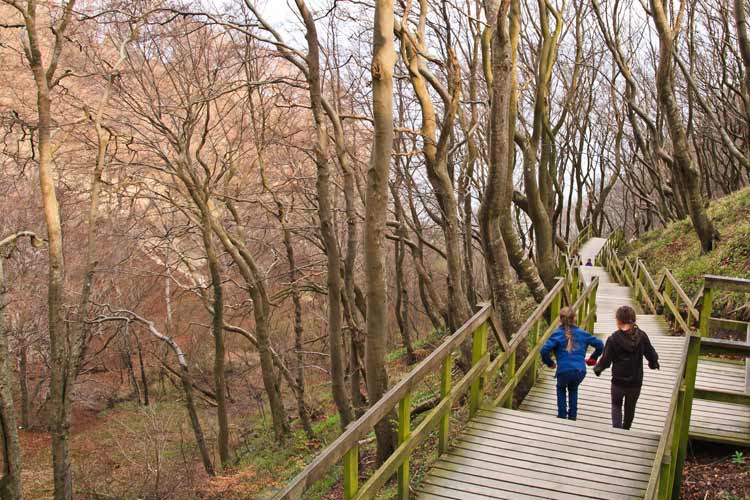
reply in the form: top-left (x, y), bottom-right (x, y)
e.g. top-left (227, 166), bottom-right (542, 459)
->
top-left (556, 369), bottom-right (586, 419)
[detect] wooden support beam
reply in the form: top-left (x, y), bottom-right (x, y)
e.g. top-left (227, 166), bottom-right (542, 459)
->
top-left (672, 335), bottom-right (701, 499)
top-left (698, 287), bottom-right (713, 338)
top-left (397, 393), bottom-right (411, 500)
top-left (343, 445), bottom-right (358, 500)
top-left (708, 317), bottom-right (750, 333)
top-left (704, 275), bottom-right (750, 293)
top-left (469, 322), bottom-right (488, 417)
top-left (351, 356), bottom-right (489, 500)
top-left (438, 355), bottom-right (452, 455)
top-left (693, 388), bottom-right (750, 405)
top-left (700, 337), bottom-right (750, 356)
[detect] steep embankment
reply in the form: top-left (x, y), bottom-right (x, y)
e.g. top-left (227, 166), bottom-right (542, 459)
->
top-left (624, 188), bottom-right (750, 498)
top-left (623, 187), bottom-right (750, 320)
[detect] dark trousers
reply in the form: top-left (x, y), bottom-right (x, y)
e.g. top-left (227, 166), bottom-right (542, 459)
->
top-left (556, 369), bottom-right (586, 419)
top-left (611, 384), bottom-right (641, 429)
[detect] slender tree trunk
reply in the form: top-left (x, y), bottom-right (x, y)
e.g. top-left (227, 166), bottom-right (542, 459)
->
top-left (275, 199), bottom-right (315, 439)
top-left (135, 335), bottom-right (149, 407)
top-left (392, 189), bottom-right (416, 364)
top-left (651, 0), bottom-right (718, 252)
top-left (179, 363), bottom-right (214, 476)
top-left (735, 0), bottom-right (750, 101)
top-left (480, 0), bottom-right (519, 335)
top-left (0, 257), bottom-right (22, 500)
top-left (19, 344), bottom-right (29, 428)
top-left (366, 0), bottom-right (397, 463)
top-left (36, 57), bottom-right (73, 500)
top-left (202, 221), bottom-right (230, 467)
top-left (204, 206), bottom-right (290, 440)
top-left (296, 0), bottom-right (353, 430)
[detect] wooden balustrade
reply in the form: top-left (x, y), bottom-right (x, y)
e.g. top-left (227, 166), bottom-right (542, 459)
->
top-left (603, 234), bottom-right (750, 499)
top-left (276, 251), bottom-right (600, 500)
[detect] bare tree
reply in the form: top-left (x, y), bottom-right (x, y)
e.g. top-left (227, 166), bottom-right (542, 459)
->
top-left (366, 0), bottom-right (398, 463)
top-left (0, 231), bottom-right (39, 500)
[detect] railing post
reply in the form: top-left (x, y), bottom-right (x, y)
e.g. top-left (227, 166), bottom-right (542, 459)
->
top-left (663, 277), bottom-right (673, 321)
top-left (504, 349), bottom-right (516, 409)
top-left (571, 266), bottom-right (580, 305)
top-left (698, 286), bottom-right (713, 338)
top-left (529, 320), bottom-right (541, 388)
top-left (667, 389), bottom-right (685, 499)
top-left (634, 261), bottom-right (642, 303)
top-left (469, 322), bottom-right (488, 417)
top-left (343, 444), bottom-right (359, 500)
top-left (551, 285), bottom-right (562, 320)
top-left (588, 281), bottom-right (598, 332)
top-left (397, 393), bottom-right (411, 500)
top-left (657, 454), bottom-right (672, 500)
top-left (672, 334), bottom-right (701, 499)
top-left (438, 355), bottom-right (452, 455)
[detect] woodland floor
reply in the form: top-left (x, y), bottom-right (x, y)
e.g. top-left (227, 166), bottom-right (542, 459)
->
top-left (21, 188), bottom-right (750, 500)
top-left (682, 442), bottom-right (750, 500)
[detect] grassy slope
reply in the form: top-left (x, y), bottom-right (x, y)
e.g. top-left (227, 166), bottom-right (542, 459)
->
top-left (622, 187), bottom-right (750, 315)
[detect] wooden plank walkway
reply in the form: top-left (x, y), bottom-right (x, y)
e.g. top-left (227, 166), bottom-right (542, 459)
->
top-left (417, 236), bottom-right (748, 499)
top-left (418, 238), bottom-right (680, 499)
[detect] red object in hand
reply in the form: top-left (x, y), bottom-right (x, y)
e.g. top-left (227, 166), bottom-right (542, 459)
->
top-left (549, 362), bottom-right (556, 369)
top-left (585, 357), bottom-right (597, 366)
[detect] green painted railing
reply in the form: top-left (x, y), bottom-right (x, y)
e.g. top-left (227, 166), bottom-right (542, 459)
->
top-left (276, 261), bottom-right (600, 499)
top-left (602, 234), bottom-right (750, 499)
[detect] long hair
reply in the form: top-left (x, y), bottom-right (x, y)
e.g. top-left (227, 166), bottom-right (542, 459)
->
top-left (559, 307), bottom-right (577, 352)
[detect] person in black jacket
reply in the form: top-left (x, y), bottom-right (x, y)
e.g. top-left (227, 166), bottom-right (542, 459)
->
top-left (593, 305), bottom-right (659, 430)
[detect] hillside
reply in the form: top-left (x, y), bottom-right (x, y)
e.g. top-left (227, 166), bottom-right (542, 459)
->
top-left (622, 187), bottom-right (750, 320)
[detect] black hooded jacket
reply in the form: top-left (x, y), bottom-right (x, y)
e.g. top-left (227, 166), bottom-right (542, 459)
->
top-left (593, 327), bottom-right (659, 387)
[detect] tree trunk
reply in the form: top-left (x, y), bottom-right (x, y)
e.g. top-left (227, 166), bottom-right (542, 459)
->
top-left (366, 0), bottom-right (397, 463)
top-left (179, 364), bottom-right (215, 476)
top-left (735, 0), bottom-right (750, 101)
top-left (0, 257), bottom-right (23, 500)
top-left (399, 12), bottom-right (472, 331)
top-left (135, 335), bottom-right (149, 406)
top-left (275, 199), bottom-right (315, 439)
top-left (19, 344), bottom-right (30, 429)
top-left (202, 220), bottom-right (230, 467)
top-left (480, 0), bottom-right (520, 336)
top-left (36, 53), bottom-right (73, 500)
top-left (650, 0), bottom-right (718, 252)
top-left (296, 0), bottom-right (354, 430)
top-left (392, 187), bottom-right (417, 364)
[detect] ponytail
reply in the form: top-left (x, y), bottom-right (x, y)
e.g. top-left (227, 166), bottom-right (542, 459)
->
top-left (559, 307), bottom-right (576, 352)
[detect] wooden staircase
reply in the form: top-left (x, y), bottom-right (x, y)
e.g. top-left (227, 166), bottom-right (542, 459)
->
top-left (418, 238), bottom-right (687, 499)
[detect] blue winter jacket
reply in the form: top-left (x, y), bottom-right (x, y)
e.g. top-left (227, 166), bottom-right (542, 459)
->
top-left (541, 325), bottom-right (604, 376)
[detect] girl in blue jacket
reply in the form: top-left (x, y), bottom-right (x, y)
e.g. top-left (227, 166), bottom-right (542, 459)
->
top-left (541, 307), bottom-right (604, 420)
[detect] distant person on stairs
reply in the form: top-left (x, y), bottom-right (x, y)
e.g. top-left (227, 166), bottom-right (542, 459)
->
top-left (594, 305), bottom-right (660, 430)
top-left (585, 258), bottom-right (593, 266)
top-left (541, 307), bottom-right (604, 420)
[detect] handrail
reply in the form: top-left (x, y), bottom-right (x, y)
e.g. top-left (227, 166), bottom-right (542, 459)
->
top-left (644, 334), bottom-right (693, 499)
top-left (704, 275), bottom-right (750, 293)
top-left (662, 270), bottom-right (699, 323)
top-left (568, 223), bottom-right (594, 257)
top-left (601, 231), bottom-right (750, 498)
top-left (601, 245), bottom-right (699, 333)
top-left (275, 303), bottom-right (494, 499)
top-left (276, 261), bottom-right (597, 499)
